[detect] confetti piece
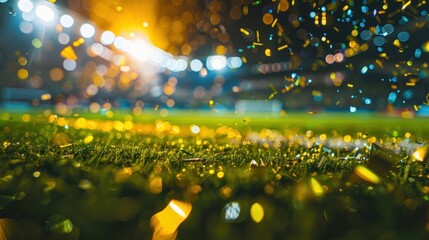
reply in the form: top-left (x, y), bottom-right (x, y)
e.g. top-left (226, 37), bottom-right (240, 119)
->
top-left (271, 18), bottom-right (278, 28)
top-left (412, 146), bottom-right (428, 162)
top-left (375, 59), bottom-right (384, 68)
top-left (60, 46), bottom-right (77, 60)
top-left (151, 200), bottom-right (192, 239)
top-left (277, 44), bottom-right (288, 51)
top-left (240, 28), bottom-right (250, 36)
top-left (72, 38), bottom-right (85, 47)
top-left (401, 0), bottom-right (412, 10)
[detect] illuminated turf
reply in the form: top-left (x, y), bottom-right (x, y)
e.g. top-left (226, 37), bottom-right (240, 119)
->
top-left (0, 111), bottom-right (428, 239)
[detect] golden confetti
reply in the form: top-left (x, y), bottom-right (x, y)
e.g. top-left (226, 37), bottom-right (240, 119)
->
top-left (151, 200), bottom-right (192, 240)
top-left (277, 44), bottom-right (288, 51)
top-left (240, 28), bottom-right (249, 36)
top-left (271, 18), bottom-right (278, 28)
top-left (412, 146), bottom-right (428, 161)
top-left (60, 46), bottom-right (77, 60)
top-left (401, 0), bottom-right (412, 10)
top-left (72, 38), bottom-right (85, 47)
top-left (414, 105), bottom-right (420, 111)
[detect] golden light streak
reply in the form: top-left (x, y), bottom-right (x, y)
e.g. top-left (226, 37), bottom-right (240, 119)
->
top-left (354, 165), bottom-right (381, 184)
top-left (169, 201), bottom-right (186, 218)
top-left (240, 28), bottom-right (250, 35)
top-left (278, 44), bottom-right (288, 51)
top-left (271, 18), bottom-right (278, 27)
top-left (401, 0), bottom-right (411, 10)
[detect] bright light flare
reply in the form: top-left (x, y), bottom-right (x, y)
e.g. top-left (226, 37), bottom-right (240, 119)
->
top-left (127, 40), bottom-right (150, 61)
top-left (36, 5), bottom-right (55, 23)
top-left (207, 55), bottom-right (227, 71)
top-left (113, 36), bottom-right (127, 50)
top-left (18, 0), bottom-right (33, 13)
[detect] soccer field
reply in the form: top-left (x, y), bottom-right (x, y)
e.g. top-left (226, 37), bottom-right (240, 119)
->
top-left (0, 110), bottom-right (428, 239)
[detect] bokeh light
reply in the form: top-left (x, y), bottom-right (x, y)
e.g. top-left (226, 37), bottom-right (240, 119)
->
top-left (206, 55), bottom-right (227, 71)
top-left (63, 59), bottom-right (77, 71)
top-left (227, 56), bottom-right (242, 69)
top-left (80, 23), bottom-right (95, 39)
top-left (58, 33), bottom-right (70, 45)
top-left (60, 14), bottom-right (74, 28)
top-left (190, 59), bottom-right (203, 72)
top-left (17, 0), bottom-right (33, 13)
top-left (17, 68), bottom-right (28, 80)
top-left (35, 4), bottom-right (55, 23)
top-left (19, 21), bottom-right (33, 34)
top-left (250, 203), bottom-right (264, 223)
top-left (100, 31), bottom-right (115, 45)
top-left (223, 201), bottom-right (241, 222)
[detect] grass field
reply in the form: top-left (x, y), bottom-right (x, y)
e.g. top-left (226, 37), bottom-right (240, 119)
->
top-left (0, 110), bottom-right (428, 240)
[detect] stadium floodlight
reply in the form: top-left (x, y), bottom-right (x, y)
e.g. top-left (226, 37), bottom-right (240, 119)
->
top-left (206, 55), bottom-right (227, 71)
top-left (36, 4), bottom-right (55, 23)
